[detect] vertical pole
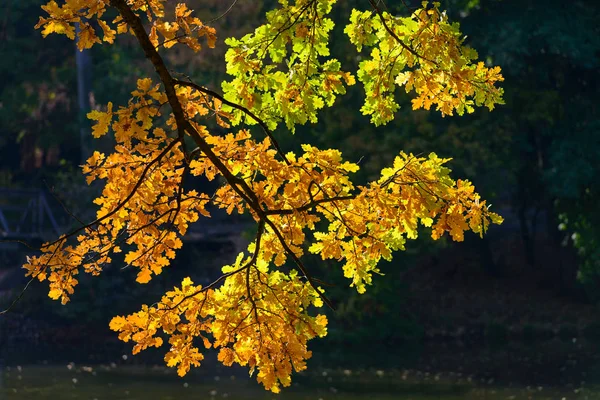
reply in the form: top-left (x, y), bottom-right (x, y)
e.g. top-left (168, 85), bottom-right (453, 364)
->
top-left (75, 22), bottom-right (93, 164)
top-left (31, 194), bottom-right (37, 237)
top-left (38, 191), bottom-right (44, 235)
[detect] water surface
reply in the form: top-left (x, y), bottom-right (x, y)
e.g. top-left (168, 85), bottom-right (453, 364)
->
top-left (1, 365), bottom-right (596, 400)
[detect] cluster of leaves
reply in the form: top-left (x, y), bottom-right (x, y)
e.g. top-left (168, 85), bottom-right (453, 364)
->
top-left (221, 0), bottom-right (355, 131)
top-left (345, 1), bottom-right (504, 125)
top-left (559, 199), bottom-right (600, 284)
top-left (222, 0), bottom-right (504, 130)
top-left (24, 78), bottom-right (209, 301)
top-left (25, 0), bottom-right (504, 392)
top-left (36, 0), bottom-right (215, 51)
top-left (109, 264), bottom-right (328, 391)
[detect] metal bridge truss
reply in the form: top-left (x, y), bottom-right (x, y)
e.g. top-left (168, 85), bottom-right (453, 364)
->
top-left (0, 188), bottom-right (61, 242)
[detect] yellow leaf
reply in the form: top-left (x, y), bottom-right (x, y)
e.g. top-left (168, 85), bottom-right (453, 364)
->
top-left (48, 288), bottom-right (62, 300)
top-left (109, 316), bottom-right (127, 331)
top-left (217, 348), bottom-right (235, 366)
top-left (98, 19), bottom-right (116, 43)
top-left (77, 23), bottom-right (100, 50)
top-left (136, 269), bottom-right (152, 284)
top-left (87, 102), bottom-right (113, 138)
top-left (40, 20), bottom-right (75, 39)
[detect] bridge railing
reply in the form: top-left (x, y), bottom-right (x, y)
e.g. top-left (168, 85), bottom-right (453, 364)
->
top-left (0, 187), bottom-right (249, 244)
top-left (0, 188), bottom-right (62, 242)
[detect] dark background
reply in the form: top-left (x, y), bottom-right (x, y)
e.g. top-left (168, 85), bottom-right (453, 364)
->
top-left (1, 0), bottom-right (600, 390)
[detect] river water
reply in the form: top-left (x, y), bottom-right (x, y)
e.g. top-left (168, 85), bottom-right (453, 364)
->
top-left (1, 364), bottom-right (597, 400)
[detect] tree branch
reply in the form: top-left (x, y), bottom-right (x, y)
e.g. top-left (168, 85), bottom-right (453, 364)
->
top-left (111, 0), bottom-right (333, 310)
top-left (264, 194), bottom-right (356, 215)
top-left (367, 0), bottom-right (436, 65)
top-left (173, 79), bottom-right (290, 165)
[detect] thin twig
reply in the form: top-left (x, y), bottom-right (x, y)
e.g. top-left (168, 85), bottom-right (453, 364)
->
top-left (367, 0), bottom-right (437, 65)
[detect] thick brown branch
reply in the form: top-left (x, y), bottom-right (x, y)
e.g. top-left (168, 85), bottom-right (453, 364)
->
top-left (110, 0), bottom-right (186, 137)
top-left (173, 79), bottom-right (290, 165)
top-left (111, 0), bottom-right (332, 310)
top-left (110, 0), bottom-right (265, 213)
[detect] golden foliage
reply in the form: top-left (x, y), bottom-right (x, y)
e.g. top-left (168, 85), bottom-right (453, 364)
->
top-left (28, 0), bottom-right (504, 392)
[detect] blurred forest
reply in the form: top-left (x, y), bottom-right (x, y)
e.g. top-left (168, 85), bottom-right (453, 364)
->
top-left (1, 0), bottom-right (600, 385)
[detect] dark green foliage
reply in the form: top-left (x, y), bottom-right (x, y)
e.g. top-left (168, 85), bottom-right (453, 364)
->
top-left (557, 324), bottom-right (578, 342)
top-left (0, 0), bottom-right (79, 180)
top-left (583, 321), bottom-right (600, 343)
top-left (455, 0), bottom-right (600, 280)
top-left (485, 322), bottom-right (508, 347)
top-left (522, 324), bottom-right (553, 344)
